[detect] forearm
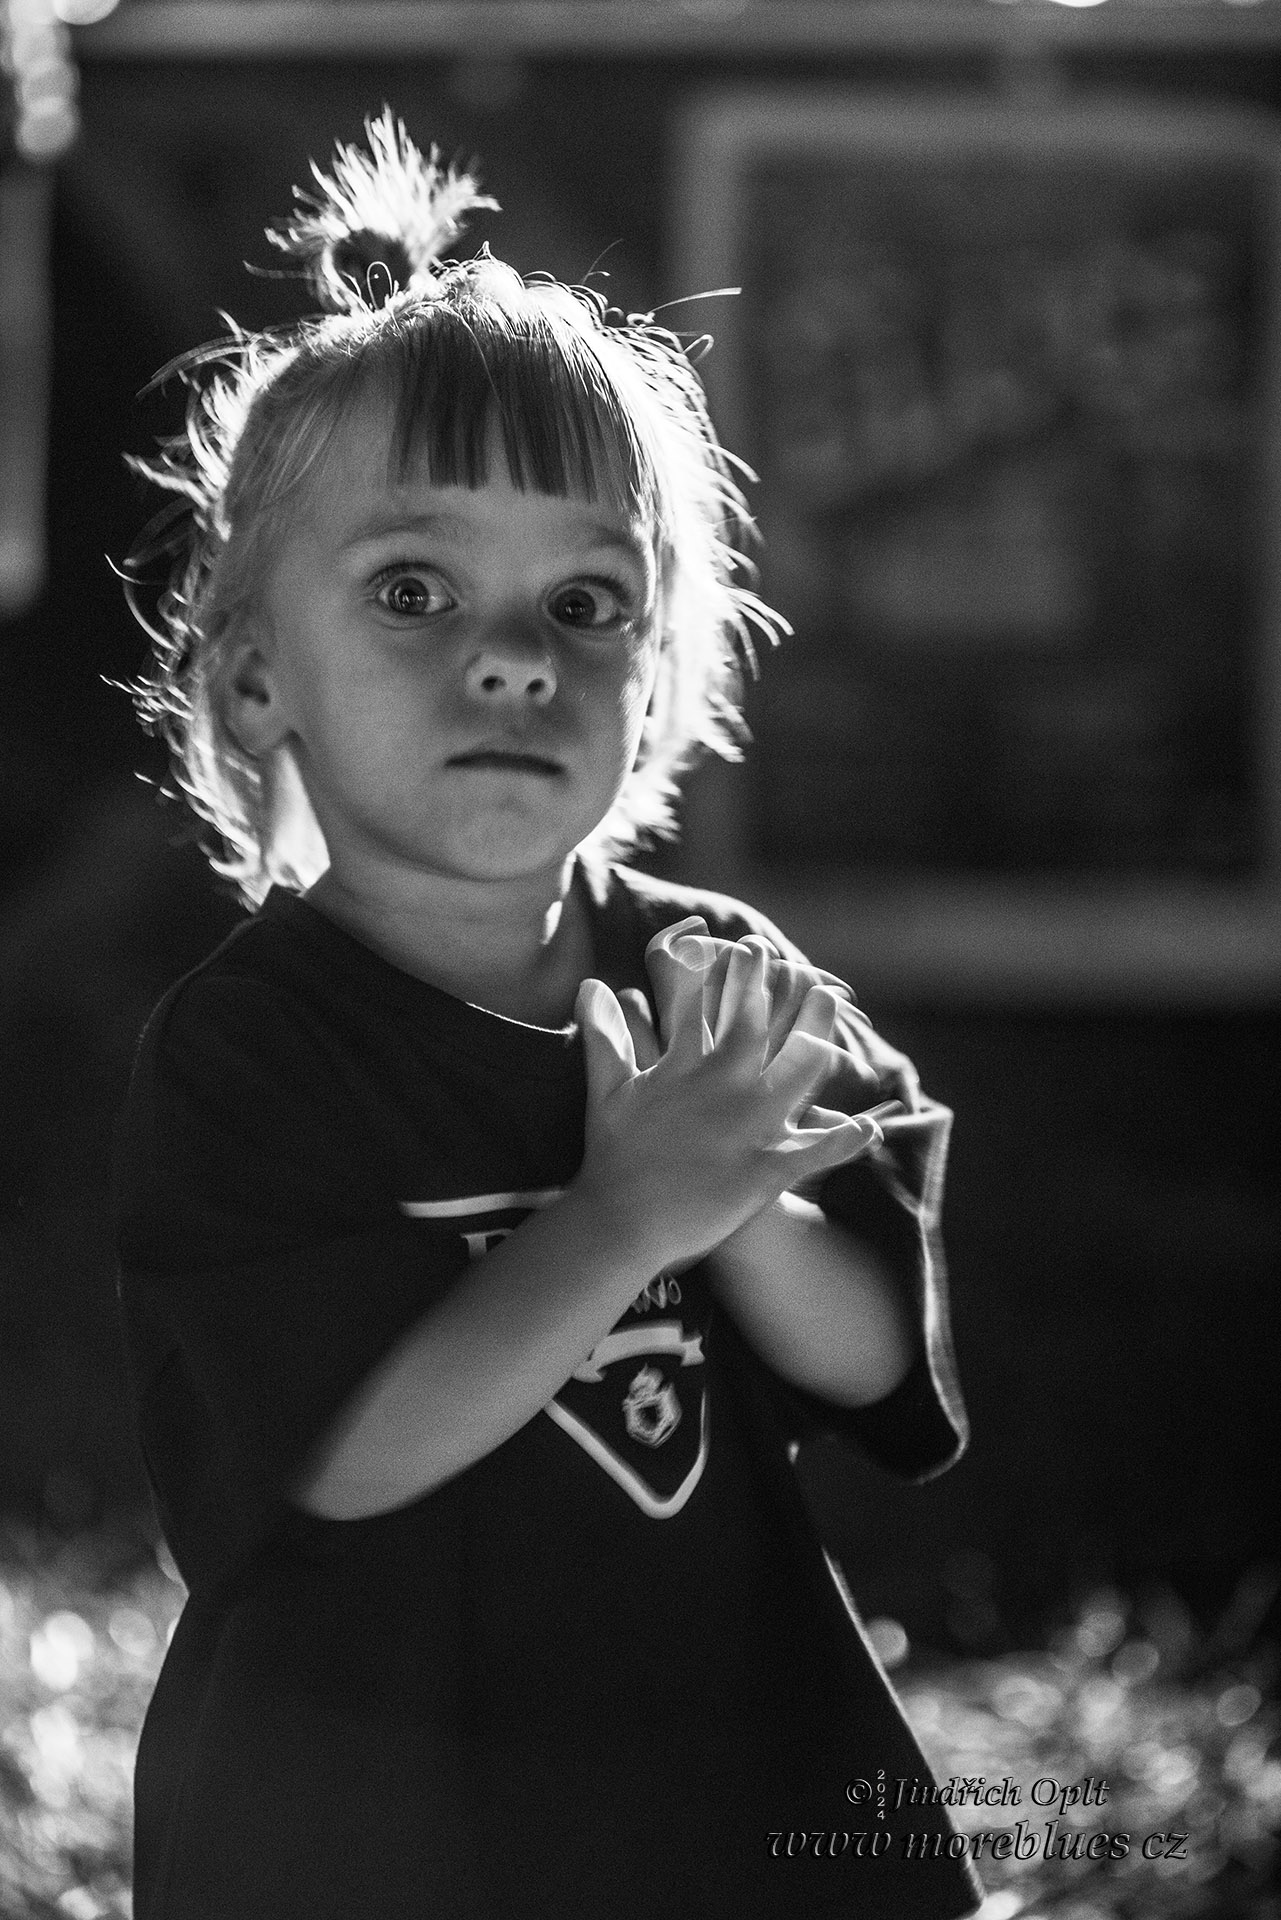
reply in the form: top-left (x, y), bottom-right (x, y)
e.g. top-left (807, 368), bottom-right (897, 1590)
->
top-left (708, 1192), bottom-right (915, 1408)
top-left (295, 1183), bottom-right (662, 1521)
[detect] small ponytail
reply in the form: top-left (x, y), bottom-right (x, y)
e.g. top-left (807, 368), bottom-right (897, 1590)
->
top-left (268, 109), bottom-right (498, 314)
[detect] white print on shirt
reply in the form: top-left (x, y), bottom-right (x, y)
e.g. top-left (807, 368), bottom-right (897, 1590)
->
top-left (632, 1274), bottom-right (682, 1312)
top-left (398, 1188), bottom-right (710, 1517)
top-left (570, 1322), bottom-right (704, 1383)
top-left (400, 1188), bottom-right (684, 1319)
top-left (622, 1366), bottom-right (681, 1446)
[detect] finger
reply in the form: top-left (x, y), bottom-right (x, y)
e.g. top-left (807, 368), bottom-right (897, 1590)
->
top-left (667, 933), bottom-right (723, 982)
top-left (769, 1043), bottom-right (857, 1126)
top-left (644, 919), bottom-right (718, 1054)
top-left (808, 965), bottom-right (862, 1011)
top-left (830, 1001), bottom-right (876, 1069)
top-left (762, 958), bottom-right (811, 1065)
top-left (745, 952), bottom-right (854, 1069)
top-left (712, 940), bottom-right (770, 1049)
top-left (760, 996), bottom-right (848, 1108)
top-left (781, 1108), bottom-right (884, 1177)
top-left (792, 1101), bottom-right (882, 1137)
top-left (575, 978), bottom-right (638, 1103)
top-left (732, 936), bottom-right (796, 1058)
top-left (667, 933), bottom-right (720, 968)
top-left (616, 986), bottom-right (662, 1072)
top-left (644, 917), bottom-right (717, 995)
top-left (660, 947), bottom-right (717, 1056)
top-left (736, 936), bottom-right (860, 1015)
top-left (762, 981), bottom-right (841, 1073)
top-left (824, 1006), bottom-right (880, 1099)
top-left (859, 1029), bottom-right (923, 1113)
top-left (893, 1055), bottom-right (923, 1113)
top-left (734, 933), bottom-right (781, 961)
top-left (644, 915), bottom-right (709, 956)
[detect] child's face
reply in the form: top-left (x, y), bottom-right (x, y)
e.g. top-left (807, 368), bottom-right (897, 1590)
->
top-left (238, 401), bottom-right (661, 889)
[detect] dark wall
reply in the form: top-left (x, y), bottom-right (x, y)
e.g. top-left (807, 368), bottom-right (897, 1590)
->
top-left (801, 1003), bottom-right (1279, 1638)
top-left (1, 43), bottom-right (1277, 1638)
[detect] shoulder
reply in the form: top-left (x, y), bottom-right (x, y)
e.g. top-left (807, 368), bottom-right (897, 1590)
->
top-left (135, 889), bottom-right (366, 1061)
top-left (602, 865), bottom-right (808, 962)
top-left (115, 899), bottom-right (386, 1253)
top-left (124, 895), bottom-right (361, 1140)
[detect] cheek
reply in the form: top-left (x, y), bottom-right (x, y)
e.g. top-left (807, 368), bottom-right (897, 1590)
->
top-left (624, 637), bottom-right (666, 765)
top-left (601, 661), bottom-right (656, 784)
top-left (572, 641), bottom-right (657, 770)
top-left (622, 638), bottom-right (662, 737)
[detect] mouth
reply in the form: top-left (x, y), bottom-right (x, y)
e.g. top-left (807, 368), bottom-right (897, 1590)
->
top-left (447, 747), bottom-right (565, 777)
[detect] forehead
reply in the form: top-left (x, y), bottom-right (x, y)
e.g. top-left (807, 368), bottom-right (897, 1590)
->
top-left (290, 400), bottom-right (659, 570)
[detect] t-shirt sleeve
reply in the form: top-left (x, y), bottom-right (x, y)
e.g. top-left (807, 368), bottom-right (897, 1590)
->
top-left (115, 972), bottom-right (461, 1579)
top-left (783, 1100), bottom-right (967, 1481)
top-left (655, 886), bottom-right (968, 1481)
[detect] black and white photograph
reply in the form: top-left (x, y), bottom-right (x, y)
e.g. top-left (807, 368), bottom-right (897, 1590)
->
top-left (1, 3), bottom-right (1278, 1916)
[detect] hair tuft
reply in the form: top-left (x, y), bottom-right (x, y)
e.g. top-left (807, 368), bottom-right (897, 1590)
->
top-left (269, 108), bottom-right (498, 313)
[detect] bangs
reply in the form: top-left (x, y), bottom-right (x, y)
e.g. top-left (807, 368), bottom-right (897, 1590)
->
top-left (357, 304), bottom-right (662, 519)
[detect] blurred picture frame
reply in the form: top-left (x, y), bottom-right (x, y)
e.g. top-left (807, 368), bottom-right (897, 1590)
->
top-left (669, 92), bottom-right (1281, 1004)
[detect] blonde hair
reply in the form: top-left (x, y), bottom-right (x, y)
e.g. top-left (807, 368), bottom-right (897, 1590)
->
top-left (127, 117), bottom-right (784, 904)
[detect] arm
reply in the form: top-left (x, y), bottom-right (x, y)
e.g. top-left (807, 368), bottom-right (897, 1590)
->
top-left (708, 1192), bottom-right (914, 1409)
top-left (295, 1178), bottom-right (660, 1519)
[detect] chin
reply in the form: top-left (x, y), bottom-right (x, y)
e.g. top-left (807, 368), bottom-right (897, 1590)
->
top-left (436, 817), bottom-right (584, 883)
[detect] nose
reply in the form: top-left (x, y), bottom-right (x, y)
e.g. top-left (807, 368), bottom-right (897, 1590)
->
top-left (464, 631), bottom-right (557, 708)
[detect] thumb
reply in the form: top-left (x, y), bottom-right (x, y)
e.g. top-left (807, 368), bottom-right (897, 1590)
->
top-left (617, 986), bottom-right (663, 1072)
top-left (576, 978), bottom-right (639, 1104)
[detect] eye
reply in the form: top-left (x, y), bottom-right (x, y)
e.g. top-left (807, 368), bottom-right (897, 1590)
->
top-left (547, 579), bottom-right (628, 631)
top-left (373, 567), bottom-right (454, 620)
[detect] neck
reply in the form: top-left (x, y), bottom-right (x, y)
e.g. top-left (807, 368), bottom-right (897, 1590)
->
top-left (305, 854), bottom-right (593, 1026)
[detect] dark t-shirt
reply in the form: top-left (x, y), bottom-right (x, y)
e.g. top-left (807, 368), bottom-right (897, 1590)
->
top-left (115, 864), bottom-right (981, 1920)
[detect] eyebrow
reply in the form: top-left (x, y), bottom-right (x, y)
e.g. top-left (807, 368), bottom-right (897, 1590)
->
top-left (341, 510), bottom-right (472, 549)
top-left (341, 508), bottom-right (653, 567)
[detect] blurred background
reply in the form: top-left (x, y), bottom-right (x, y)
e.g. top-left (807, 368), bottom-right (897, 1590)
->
top-left (1, 1), bottom-right (1279, 1910)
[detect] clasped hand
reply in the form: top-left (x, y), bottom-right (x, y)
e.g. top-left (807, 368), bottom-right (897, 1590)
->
top-left (573, 917), bottom-right (910, 1274)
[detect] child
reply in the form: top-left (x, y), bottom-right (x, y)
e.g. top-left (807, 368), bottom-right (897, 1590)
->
top-left (115, 116), bottom-right (981, 1920)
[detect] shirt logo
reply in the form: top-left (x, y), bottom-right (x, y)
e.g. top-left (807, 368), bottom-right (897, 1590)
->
top-left (622, 1366), bottom-right (681, 1447)
top-left (400, 1187), bottom-right (710, 1519)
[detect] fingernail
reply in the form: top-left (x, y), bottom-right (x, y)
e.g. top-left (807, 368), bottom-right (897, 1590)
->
top-left (651, 915), bottom-right (706, 942)
top-left (573, 980), bottom-right (598, 1020)
top-left (670, 933), bottom-right (718, 970)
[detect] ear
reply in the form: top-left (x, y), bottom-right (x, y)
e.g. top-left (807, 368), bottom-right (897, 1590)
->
top-left (223, 637), bottom-right (291, 756)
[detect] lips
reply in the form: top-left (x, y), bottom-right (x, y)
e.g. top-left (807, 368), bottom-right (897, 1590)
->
top-left (447, 745), bottom-right (565, 775)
